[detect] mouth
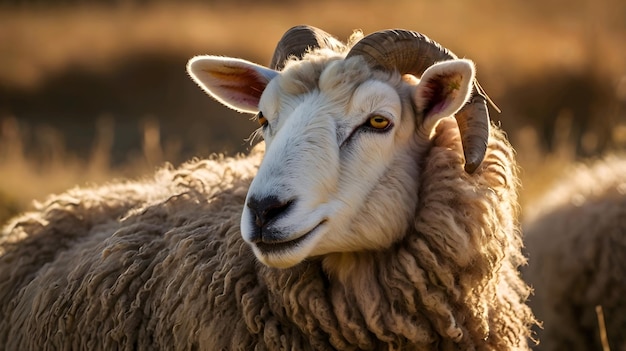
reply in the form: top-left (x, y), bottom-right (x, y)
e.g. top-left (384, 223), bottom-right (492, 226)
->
top-left (254, 220), bottom-right (327, 255)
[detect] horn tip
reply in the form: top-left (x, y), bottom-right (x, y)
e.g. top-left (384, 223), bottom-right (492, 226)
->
top-left (463, 146), bottom-right (487, 174)
top-left (464, 160), bottom-right (481, 174)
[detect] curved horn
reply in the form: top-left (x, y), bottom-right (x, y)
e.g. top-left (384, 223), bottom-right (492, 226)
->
top-left (270, 25), bottom-right (344, 71)
top-left (346, 30), bottom-right (491, 174)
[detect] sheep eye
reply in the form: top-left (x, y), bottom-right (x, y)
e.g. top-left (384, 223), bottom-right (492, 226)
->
top-left (257, 112), bottom-right (268, 127)
top-left (367, 115), bottom-right (390, 130)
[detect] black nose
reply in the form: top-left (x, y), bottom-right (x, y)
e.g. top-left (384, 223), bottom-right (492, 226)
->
top-left (247, 196), bottom-right (293, 229)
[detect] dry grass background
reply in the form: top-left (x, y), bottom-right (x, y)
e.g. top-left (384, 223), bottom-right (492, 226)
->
top-left (0, 0), bottom-right (625, 224)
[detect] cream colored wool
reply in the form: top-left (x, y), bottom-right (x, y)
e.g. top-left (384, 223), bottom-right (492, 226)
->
top-left (523, 155), bottom-right (626, 351)
top-left (0, 120), bottom-right (535, 350)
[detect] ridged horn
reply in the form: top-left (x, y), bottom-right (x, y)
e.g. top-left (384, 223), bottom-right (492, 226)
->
top-left (346, 29), bottom-right (490, 173)
top-left (270, 25), bottom-right (344, 71)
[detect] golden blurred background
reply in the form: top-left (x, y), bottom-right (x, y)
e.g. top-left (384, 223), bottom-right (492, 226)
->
top-left (0, 0), bottom-right (625, 223)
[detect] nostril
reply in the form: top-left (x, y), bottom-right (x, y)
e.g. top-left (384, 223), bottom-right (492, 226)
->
top-left (247, 196), bottom-right (294, 228)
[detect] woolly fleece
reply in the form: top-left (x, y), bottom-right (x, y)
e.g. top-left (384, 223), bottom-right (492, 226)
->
top-left (0, 120), bottom-right (535, 350)
top-left (523, 155), bottom-right (626, 351)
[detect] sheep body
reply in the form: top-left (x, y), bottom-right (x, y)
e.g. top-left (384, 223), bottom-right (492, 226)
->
top-left (523, 155), bottom-right (626, 351)
top-left (0, 28), bottom-right (536, 349)
top-left (0, 148), bottom-right (263, 350)
top-left (0, 120), bottom-right (533, 350)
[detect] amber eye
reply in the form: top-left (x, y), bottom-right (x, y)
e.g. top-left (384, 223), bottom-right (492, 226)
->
top-left (257, 112), bottom-right (268, 127)
top-left (367, 115), bottom-right (390, 130)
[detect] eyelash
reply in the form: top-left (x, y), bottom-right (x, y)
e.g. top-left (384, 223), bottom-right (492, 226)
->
top-left (339, 114), bottom-right (394, 148)
top-left (257, 112), bottom-right (268, 127)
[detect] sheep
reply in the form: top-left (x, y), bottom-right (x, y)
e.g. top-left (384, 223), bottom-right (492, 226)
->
top-left (0, 25), bottom-right (536, 350)
top-left (522, 155), bottom-right (626, 351)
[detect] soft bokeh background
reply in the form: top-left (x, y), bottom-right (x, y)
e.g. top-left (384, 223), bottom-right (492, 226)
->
top-left (1, 0), bottom-right (625, 224)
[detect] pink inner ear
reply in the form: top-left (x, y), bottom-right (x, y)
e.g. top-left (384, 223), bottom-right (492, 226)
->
top-left (421, 73), bottom-right (453, 116)
top-left (210, 64), bottom-right (267, 106)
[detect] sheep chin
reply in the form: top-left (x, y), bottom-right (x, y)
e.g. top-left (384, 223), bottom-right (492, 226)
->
top-left (251, 221), bottom-right (328, 268)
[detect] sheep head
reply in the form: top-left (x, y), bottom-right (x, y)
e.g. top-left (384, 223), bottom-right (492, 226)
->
top-left (188, 26), bottom-right (477, 268)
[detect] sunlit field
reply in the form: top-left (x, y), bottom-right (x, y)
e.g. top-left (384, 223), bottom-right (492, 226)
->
top-left (1, 0), bottom-right (625, 224)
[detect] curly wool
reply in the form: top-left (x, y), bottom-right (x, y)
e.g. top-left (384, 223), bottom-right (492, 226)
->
top-left (0, 120), bottom-right (535, 350)
top-left (0, 148), bottom-right (263, 350)
top-left (522, 155), bottom-right (626, 351)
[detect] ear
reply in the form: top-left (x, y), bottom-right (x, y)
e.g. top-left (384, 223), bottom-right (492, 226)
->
top-left (187, 55), bottom-right (279, 114)
top-left (413, 59), bottom-right (475, 132)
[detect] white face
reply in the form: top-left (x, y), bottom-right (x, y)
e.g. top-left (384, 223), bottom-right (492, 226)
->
top-left (187, 54), bottom-right (475, 269)
top-left (241, 61), bottom-right (420, 268)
